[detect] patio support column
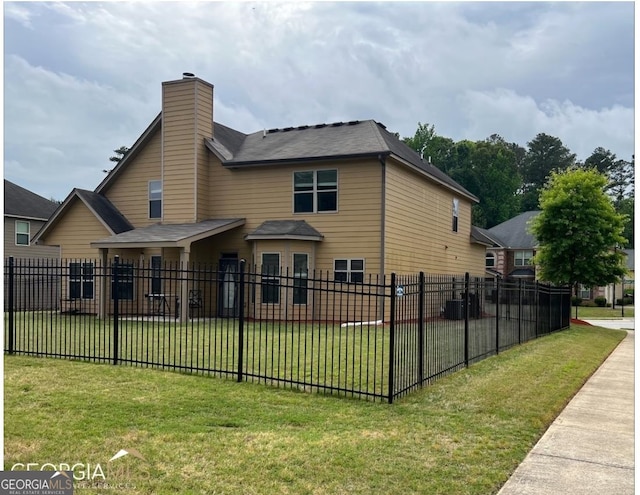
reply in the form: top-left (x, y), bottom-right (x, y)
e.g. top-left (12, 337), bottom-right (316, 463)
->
top-left (99, 248), bottom-right (108, 319)
top-left (179, 247), bottom-right (191, 322)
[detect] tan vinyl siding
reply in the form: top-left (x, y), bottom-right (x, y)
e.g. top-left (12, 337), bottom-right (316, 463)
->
top-left (4, 218), bottom-right (59, 259)
top-left (196, 82), bottom-right (213, 221)
top-left (39, 199), bottom-right (111, 260)
top-left (384, 159), bottom-right (484, 275)
top-left (103, 128), bottom-right (162, 226)
top-left (209, 157), bottom-right (383, 276)
top-left (162, 78), bottom-right (214, 224)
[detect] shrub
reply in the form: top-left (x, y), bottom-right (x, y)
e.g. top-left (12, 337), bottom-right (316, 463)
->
top-left (594, 296), bottom-right (607, 307)
top-left (616, 297), bottom-right (634, 305)
top-left (571, 296), bottom-right (582, 307)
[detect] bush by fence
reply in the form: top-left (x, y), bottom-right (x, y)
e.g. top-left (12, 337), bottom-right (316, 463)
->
top-left (4, 257), bottom-right (571, 402)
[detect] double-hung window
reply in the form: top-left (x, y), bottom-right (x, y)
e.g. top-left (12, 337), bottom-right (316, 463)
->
top-left (294, 170), bottom-right (337, 213)
top-left (334, 259), bottom-right (364, 283)
top-left (452, 198), bottom-right (459, 232)
top-left (485, 253), bottom-right (496, 268)
top-left (112, 263), bottom-right (134, 300)
top-left (149, 180), bottom-right (162, 219)
top-left (293, 253), bottom-right (308, 305)
top-left (69, 262), bottom-right (94, 300)
top-left (15, 221), bottom-right (30, 246)
top-left (514, 250), bottom-right (533, 266)
top-left (261, 253), bottom-right (280, 304)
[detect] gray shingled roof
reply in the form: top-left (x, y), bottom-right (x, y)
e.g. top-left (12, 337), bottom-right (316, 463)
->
top-left (470, 226), bottom-right (499, 247)
top-left (4, 180), bottom-right (58, 220)
top-left (207, 120), bottom-right (477, 201)
top-left (245, 220), bottom-right (324, 241)
top-left (75, 190), bottom-right (134, 235)
top-left (486, 211), bottom-right (541, 249)
top-left (91, 218), bottom-right (245, 248)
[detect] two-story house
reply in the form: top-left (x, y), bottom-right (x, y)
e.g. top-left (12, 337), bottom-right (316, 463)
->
top-left (4, 179), bottom-right (60, 259)
top-left (34, 74), bottom-right (487, 320)
top-left (483, 211), bottom-right (540, 282)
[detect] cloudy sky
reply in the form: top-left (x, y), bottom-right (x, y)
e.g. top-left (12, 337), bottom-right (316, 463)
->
top-left (4, 1), bottom-right (635, 202)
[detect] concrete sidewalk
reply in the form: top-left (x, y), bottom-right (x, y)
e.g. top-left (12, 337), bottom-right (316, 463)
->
top-left (497, 323), bottom-right (634, 495)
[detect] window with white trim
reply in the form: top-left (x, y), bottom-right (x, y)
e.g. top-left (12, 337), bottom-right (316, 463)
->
top-left (261, 253), bottom-right (280, 304)
top-left (293, 253), bottom-right (308, 305)
top-left (15, 221), bottom-right (30, 246)
top-left (334, 258), bottom-right (364, 283)
top-left (69, 262), bottom-right (94, 300)
top-left (294, 170), bottom-right (337, 213)
top-left (485, 252), bottom-right (496, 268)
top-left (514, 250), bottom-right (533, 266)
top-left (452, 198), bottom-right (459, 232)
top-left (579, 285), bottom-right (591, 299)
top-left (149, 180), bottom-right (162, 219)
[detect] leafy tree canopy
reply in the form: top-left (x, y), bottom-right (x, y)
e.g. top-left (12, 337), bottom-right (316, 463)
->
top-left (530, 168), bottom-right (627, 292)
top-left (519, 133), bottom-right (576, 211)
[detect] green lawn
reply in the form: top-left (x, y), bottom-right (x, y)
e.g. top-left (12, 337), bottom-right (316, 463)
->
top-left (4, 324), bottom-right (626, 495)
top-left (573, 305), bottom-right (634, 319)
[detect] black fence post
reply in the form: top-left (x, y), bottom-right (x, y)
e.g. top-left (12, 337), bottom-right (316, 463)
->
top-left (518, 278), bottom-right (523, 345)
top-left (535, 281), bottom-right (540, 338)
top-left (112, 256), bottom-right (119, 365)
top-left (418, 272), bottom-right (425, 385)
top-left (237, 259), bottom-right (246, 383)
top-left (495, 275), bottom-right (500, 355)
top-left (7, 256), bottom-right (15, 355)
top-left (464, 272), bottom-right (470, 367)
top-left (388, 273), bottom-right (397, 404)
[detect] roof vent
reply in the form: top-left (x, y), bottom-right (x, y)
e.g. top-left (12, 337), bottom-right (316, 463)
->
top-left (182, 72), bottom-right (195, 79)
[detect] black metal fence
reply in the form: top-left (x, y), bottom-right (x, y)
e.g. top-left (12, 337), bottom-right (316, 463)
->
top-left (4, 257), bottom-right (571, 402)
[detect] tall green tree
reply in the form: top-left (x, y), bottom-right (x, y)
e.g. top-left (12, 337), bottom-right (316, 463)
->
top-left (402, 122), bottom-right (456, 174)
top-left (584, 148), bottom-right (634, 206)
top-left (530, 168), bottom-right (627, 295)
top-left (617, 195), bottom-right (634, 248)
top-left (519, 133), bottom-right (576, 211)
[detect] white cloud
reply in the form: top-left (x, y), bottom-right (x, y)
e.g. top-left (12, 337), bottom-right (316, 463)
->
top-left (457, 89), bottom-right (634, 161)
top-left (3, 2), bottom-right (634, 200)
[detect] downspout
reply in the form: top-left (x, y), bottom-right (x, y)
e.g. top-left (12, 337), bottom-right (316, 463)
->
top-left (379, 154), bottom-right (386, 278)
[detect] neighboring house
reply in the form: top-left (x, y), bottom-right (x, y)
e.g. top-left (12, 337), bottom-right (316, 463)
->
top-left (34, 74), bottom-right (487, 319)
top-left (4, 179), bottom-right (60, 259)
top-left (482, 210), bottom-right (634, 303)
top-left (600, 249), bottom-right (634, 304)
top-left (482, 211), bottom-right (540, 282)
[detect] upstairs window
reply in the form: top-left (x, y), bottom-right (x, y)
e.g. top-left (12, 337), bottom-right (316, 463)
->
top-left (15, 221), bottom-right (30, 246)
top-left (514, 250), bottom-right (533, 266)
top-left (294, 170), bottom-right (337, 213)
top-left (334, 258), bottom-right (364, 283)
top-left (149, 180), bottom-right (162, 219)
top-left (452, 198), bottom-right (459, 232)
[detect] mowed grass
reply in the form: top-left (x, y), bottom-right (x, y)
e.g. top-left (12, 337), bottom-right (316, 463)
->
top-left (4, 324), bottom-right (626, 495)
top-left (573, 305), bottom-right (634, 319)
top-left (7, 313), bottom-right (392, 398)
